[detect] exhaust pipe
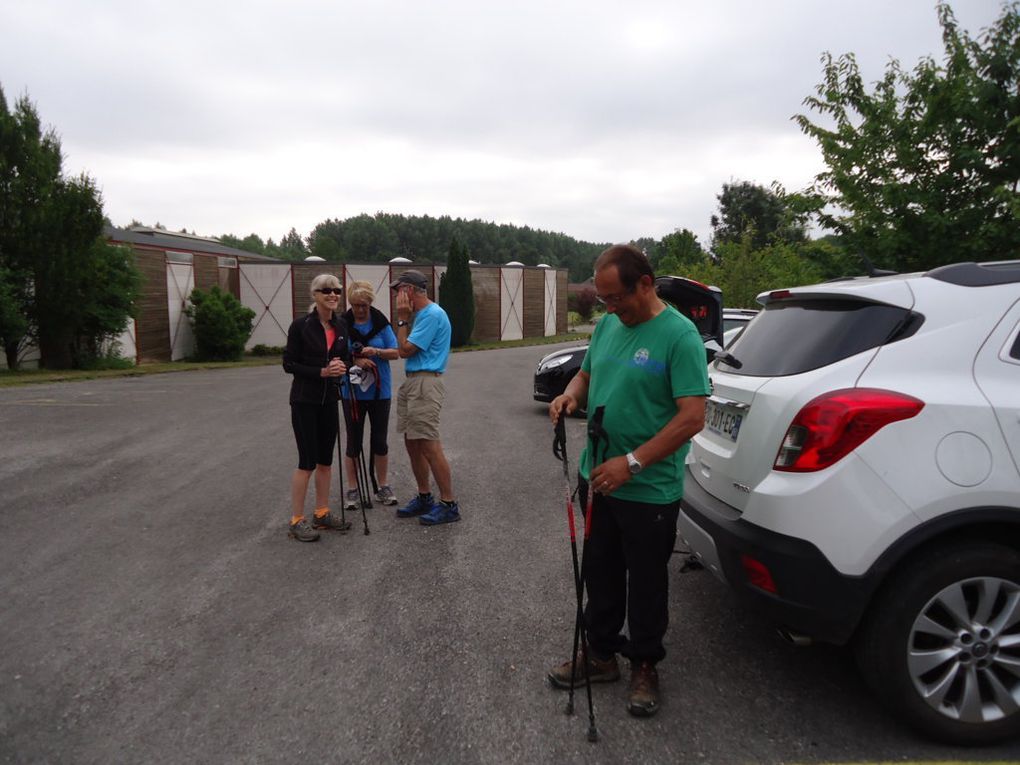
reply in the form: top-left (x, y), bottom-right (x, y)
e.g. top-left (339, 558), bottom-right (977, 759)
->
top-left (776, 627), bottom-right (813, 647)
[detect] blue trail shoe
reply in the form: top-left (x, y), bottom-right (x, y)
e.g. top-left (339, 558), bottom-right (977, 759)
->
top-left (396, 494), bottom-right (434, 518)
top-left (420, 501), bottom-right (460, 526)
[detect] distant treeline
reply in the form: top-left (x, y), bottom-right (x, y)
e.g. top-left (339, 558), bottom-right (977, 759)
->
top-left (219, 213), bottom-right (610, 282)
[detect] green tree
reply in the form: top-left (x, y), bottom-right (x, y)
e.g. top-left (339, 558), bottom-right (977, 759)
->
top-left (72, 240), bottom-right (140, 365)
top-left (438, 238), bottom-right (475, 346)
top-left (799, 235), bottom-right (857, 280)
top-left (218, 232), bottom-right (269, 256)
top-left (308, 232), bottom-right (344, 262)
top-left (187, 286), bottom-right (256, 361)
top-left (631, 237), bottom-right (660, 267)
top-left (794, 2), bottom-right (1020, 270)
top-left (33, 173), bottom-right (108, 368)
top-left (0, 87), bottom-right (61, 368)
top-left (656, 228), bottom-right (706, 276)
top-left (0, 264), bottom-right (28, 368)
top-left (0, 87), bottom-right (140, 369)
top-left (687, 235), bottom-right (824, 309)
top-left (710, 181), bottom-right (808, 251)
top-left (306, 213), bottom-right (603, 278)
top-left (279, 227), bottom-right (308, 260)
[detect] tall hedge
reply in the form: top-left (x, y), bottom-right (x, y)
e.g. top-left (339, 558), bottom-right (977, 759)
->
top-left (187, 286), bottom-right (255, 361)
top-left (439, 238), bottom-right (475, 347)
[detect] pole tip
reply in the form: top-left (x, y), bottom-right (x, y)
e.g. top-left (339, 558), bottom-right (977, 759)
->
top-left (587, 726), bottom-right (599, 743)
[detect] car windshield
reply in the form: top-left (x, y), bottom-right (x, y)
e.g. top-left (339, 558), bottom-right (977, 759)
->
top-left (718, 299), bottom-right (918, 377)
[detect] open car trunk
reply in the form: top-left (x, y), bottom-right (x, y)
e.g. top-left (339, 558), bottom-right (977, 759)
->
top-left (655, 276), bottom-right (723, 362)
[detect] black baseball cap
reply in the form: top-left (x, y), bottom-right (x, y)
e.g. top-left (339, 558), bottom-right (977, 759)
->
top-left (389, 269), bottom-right (428, 290)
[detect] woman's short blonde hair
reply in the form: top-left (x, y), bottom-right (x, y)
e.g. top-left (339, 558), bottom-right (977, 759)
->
top-left (347, 280), bottom-right (375, 306)
top-left (308, 273), bottom-right (341, 312)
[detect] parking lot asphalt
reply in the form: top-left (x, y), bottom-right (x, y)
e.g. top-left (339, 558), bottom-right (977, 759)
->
top-left (2, 342), bottom-right (1018, 764)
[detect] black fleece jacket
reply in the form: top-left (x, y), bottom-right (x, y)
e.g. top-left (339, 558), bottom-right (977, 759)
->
top-left (282, 311), bottom-right (351, 405)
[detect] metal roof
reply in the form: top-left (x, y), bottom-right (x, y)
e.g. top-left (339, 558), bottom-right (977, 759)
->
top-left (104, 225), bottom-right (284, 262)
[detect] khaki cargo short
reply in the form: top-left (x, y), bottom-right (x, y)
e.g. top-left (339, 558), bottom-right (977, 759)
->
top-left (396, 372), bottom-right (444, 441)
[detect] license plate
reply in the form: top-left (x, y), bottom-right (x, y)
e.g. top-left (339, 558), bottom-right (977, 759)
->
top-left (706, 399), bottom-right (745, 442)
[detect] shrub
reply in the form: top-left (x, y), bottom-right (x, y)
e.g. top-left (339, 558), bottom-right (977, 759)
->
top-left (568, 286), bottom-right (597, 322)
top-left (186, 286), bottom-right (256, 361)
top-left (250, 344), bottom-right (284, 356)
top-left (77, 340), bottom-right (135, 370)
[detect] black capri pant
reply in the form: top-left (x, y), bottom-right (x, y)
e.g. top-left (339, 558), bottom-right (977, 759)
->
top-left (291, 400), bottom-right (339, 471)
top-left (342, 398), bottom-right (391, 459)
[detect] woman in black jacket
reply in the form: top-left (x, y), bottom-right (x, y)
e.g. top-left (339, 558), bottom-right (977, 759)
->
top-left (282, 274), bottom-right (353, 542)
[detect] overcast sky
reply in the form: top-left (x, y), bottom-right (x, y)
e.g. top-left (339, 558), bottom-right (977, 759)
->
top-left (0, 0), bottom-right (1004, 248)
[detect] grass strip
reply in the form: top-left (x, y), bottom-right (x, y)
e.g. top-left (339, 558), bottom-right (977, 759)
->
top-left (0, 332), bottom-right (590, 387)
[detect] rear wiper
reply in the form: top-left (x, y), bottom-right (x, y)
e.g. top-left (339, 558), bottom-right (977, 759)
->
top-left (714, 351), bottom-right (742, 369)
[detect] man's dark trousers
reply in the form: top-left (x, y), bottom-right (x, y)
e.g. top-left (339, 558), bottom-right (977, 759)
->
top-left (579, 478), bottom-right (681, 664)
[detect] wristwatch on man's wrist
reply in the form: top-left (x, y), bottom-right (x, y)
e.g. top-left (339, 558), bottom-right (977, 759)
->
top-left (397, 320), bottom-right (408, 328)
top-left (626, 451), bottom-right (643, 475)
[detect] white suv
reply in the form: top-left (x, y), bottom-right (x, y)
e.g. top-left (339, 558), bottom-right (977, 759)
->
top-left (678, 260), bottom-right (1020, 745)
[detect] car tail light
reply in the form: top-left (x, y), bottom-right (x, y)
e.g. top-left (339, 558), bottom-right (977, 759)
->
top-left (741, 555), bottom-right (777, 593)
top-left (774, 388), bottom-right (924, 472)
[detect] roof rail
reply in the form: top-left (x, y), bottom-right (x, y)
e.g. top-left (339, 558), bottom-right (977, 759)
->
top-left (926, 261), bottom-right (1020, 287)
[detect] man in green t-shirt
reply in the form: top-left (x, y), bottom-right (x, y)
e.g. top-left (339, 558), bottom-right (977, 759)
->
top-left (547, 244), bottom-right (709, 718)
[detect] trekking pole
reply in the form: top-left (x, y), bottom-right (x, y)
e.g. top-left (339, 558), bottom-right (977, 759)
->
top-left (334, 401), bottom-right (348, 527)
top-left (345, 375), bottom-right (372, 535)
top-left (327, 353), bottom-right (350, 528)
top-left (367, 448), bottom-right (380, 495)
top-left (351, 393), bottom-right (374, 510)
top-left (553, 415), bottom-right (598, 743)
top-left (351, 343), bottom-right (380, 496)
top-left (571, 406), bottom-right (606, 739)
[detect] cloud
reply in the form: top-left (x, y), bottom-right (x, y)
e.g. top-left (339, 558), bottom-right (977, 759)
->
top-left (0, 0), bottom-right (1004, 245)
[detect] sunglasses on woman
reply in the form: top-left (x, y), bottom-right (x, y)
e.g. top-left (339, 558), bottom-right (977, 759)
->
top-left (316, 287), bottom-right (343, 295)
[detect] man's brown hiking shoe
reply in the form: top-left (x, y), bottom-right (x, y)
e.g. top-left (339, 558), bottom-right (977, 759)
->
top-left (627, 660), bottom-right (660, 717)
top-left (547, 651), bottom-right (620, 689)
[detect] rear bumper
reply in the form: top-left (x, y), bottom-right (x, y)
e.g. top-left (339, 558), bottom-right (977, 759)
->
top-left (678, 466), bottom-right (874, 645)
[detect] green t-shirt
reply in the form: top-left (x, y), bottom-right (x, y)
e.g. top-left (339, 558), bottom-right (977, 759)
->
top-left (579, 305), bottom-right (711, 504)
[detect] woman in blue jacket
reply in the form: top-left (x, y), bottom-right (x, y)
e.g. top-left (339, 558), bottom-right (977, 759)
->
top-left (341, 280), bottom-right (400, 508)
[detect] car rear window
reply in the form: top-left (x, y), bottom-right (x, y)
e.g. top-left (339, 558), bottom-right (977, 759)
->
top-left (718, 299), bottom-right (919, 376)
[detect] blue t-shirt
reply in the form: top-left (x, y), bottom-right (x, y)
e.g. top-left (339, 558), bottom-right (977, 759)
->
top-left (406, 302), bottom-right (451, 373)
top-left (344, 320), bottom-right (397, 400)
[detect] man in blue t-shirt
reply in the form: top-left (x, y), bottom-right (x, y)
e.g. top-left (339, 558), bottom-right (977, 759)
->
top-left (389, 269), bottom-right (460, 526)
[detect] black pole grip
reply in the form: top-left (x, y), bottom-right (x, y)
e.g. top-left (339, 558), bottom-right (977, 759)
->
top-left (553, 416), bottom-right (567, 463)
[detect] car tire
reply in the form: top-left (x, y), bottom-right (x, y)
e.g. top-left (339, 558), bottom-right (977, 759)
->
top-left (854, 541), bottom-right (1020, 745)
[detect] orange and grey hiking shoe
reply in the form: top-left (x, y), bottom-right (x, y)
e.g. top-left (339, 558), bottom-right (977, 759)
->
top-left (313, 510), bottom-right (352, 533)
top-left (547, 650), bottom-right (620, 689)
top-left (288, 518), bottom-right (320, 542)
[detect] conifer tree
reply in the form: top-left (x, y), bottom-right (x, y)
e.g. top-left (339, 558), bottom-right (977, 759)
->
top-left (439, 238), bottom-right (475, 347)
